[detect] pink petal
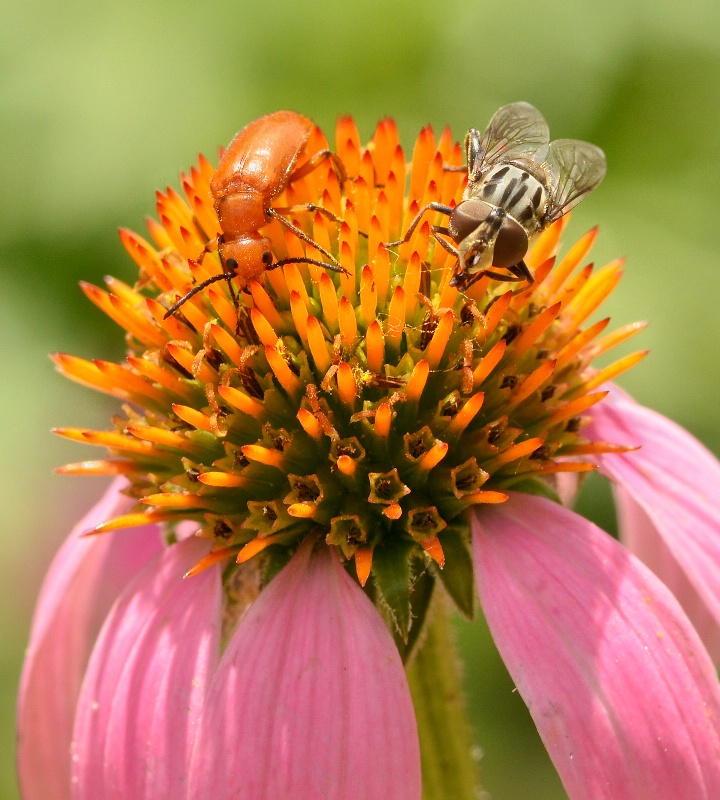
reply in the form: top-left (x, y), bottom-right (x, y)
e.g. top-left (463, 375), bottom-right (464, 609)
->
top-left (188, 541), bottom-right (421, 800)
top-left (17, 480), bottom-right (163, 800)
top-left (551, 469), bottom-right (580, 507)
top-left (588, 387), bottom-right (720, 659)
top-left (472, 492), bottom-right (720, 800)
top-left (71, 535), bottom-right (221, 800)
top-left (615, 486), bottom-right (720, 662)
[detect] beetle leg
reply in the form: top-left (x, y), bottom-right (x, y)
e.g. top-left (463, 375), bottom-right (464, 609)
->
top-left (196, 236), bottom-right (220, 264)
top-left (222, 258), bottom-right (243, 317)
top-left (272, 203), bottom-right (343, 226)
top-left (273, 203), bottom-right (369, 239)
top-left (267, 208), bottom-right (342, 267)
top-left (288, 149), bottom-right (349, 186)
top-left (384, 202), bottom-right (454, 248)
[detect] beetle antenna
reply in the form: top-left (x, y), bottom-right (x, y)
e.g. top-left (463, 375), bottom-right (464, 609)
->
top-left (163, 272), bottom-right (234, 319)
top-left (270, 256), bottom-right (349, 276)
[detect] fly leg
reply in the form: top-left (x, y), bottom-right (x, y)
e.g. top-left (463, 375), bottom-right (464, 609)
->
top-left (384, 202), bottom-right (454, 248)
top-left (429, 225), bottom-right (460, 257)
top-left (508, 259), bottom-right (534, 285)
top-left (450, 268), bottom-right (529, 291)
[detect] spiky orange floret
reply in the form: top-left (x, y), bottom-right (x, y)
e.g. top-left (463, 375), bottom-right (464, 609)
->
top-left (56, 116), bottom-right (643, 590)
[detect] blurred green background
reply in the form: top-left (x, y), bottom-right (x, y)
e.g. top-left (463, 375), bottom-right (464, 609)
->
top-left (3, 0), bottom-right (720, 797)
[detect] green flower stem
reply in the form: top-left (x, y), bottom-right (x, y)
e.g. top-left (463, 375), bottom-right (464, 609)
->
top-left (407, 593), bottom-right (481, 800)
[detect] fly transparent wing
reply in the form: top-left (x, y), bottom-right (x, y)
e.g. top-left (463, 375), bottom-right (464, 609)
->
top-left (469, 102), bottom-right (550, 181)
top-left (543, 139), bottom-right (607, 222)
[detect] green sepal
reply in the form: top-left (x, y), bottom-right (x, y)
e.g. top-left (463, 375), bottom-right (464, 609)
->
top-left (435, 523), bottom-right (475, 619)
top-left (371, 536), bottom-right (416, 640)
top-left (261, 385), bottom-right (299, 423)
top-left (400, 564), bottom-right (436, 663)
top-left (502, 475), bottom-right (562, 504)
top-left (261, 544), bottom-right (293, 585)
top-left (185, 429), bottom-right (227, 459)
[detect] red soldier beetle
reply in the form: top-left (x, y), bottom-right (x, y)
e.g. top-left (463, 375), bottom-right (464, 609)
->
top-left (164, 110), bottom-right (349, 319)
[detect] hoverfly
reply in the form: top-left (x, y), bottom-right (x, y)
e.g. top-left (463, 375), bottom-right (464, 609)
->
top-left (386, 102), bottom-right (607, 291)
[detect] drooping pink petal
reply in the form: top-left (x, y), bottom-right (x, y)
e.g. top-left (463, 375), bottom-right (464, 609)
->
top-left (472, 492), bottom-right (720, 800)
top-left (588, 387), bottom-right (720, 659)
top-left (551, 469), bottom-right (580, 507)
top-left (188, 540), bottom-right (421, 800)
top-left (614, 486), bottom-right (720, 662)
top-left (71, 535), bottom-right (221, 800)
top-left (17, 480), bottom-right (163, 800)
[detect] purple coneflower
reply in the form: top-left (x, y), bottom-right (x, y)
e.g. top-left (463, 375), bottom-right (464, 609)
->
top-left (18, 113), bottom-right (720, 799)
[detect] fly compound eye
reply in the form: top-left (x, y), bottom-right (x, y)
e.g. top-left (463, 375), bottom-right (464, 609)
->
top-left (448, 199), bottom-right (493, 243)
top-left (493, 217), bottom-right (529, 269)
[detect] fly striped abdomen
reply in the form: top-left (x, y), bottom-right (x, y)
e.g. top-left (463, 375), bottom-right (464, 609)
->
top-left (479, 164), bottom-right (547, 233)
